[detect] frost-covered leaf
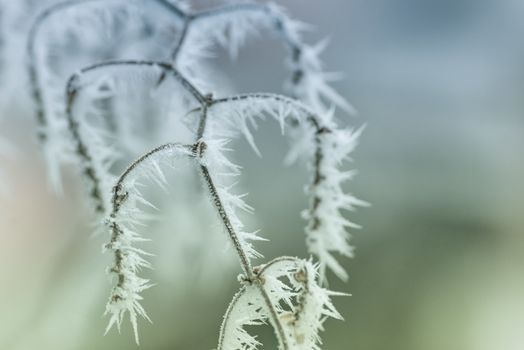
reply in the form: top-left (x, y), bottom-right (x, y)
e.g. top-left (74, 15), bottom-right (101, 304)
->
top-left (219, 257), bottom-right (345, 350)
top-left (259, 258), bottom-right (345, 350)
top-left (218, 286), bottom-right (267, 350)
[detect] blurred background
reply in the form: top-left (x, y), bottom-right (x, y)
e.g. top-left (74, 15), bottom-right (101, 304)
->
top-left (1, 0), bottom-right (523, 349)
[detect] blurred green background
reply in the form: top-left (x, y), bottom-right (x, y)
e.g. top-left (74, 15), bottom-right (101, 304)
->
top-left (1, 0), bottom-right (524, 349)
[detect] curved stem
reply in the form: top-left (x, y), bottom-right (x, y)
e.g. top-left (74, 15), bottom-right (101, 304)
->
top-left (64, 60), bottom-right (206, 213)
top-left (27, 0), bottom-right (187, 142)
top-left (203, 92), bottom-right (334, 277)
top-left (108, 142), bottom-right (194, 289)
top-left (112, 143), bottom-right (193, 199)
top-left (199, 90), bottom-right (336, 273)
top-left (205, 92), bottom-right (331, 231)
top-left (217, 286), bottom-right (247, 350)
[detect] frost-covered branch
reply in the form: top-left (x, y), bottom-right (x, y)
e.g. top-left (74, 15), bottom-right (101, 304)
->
top-left (65, 60), bottom-right (206, 214)
top-left (199, 93), bottom-right (365, 281)
top-left (104, 142), bottom-right (194, 344)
